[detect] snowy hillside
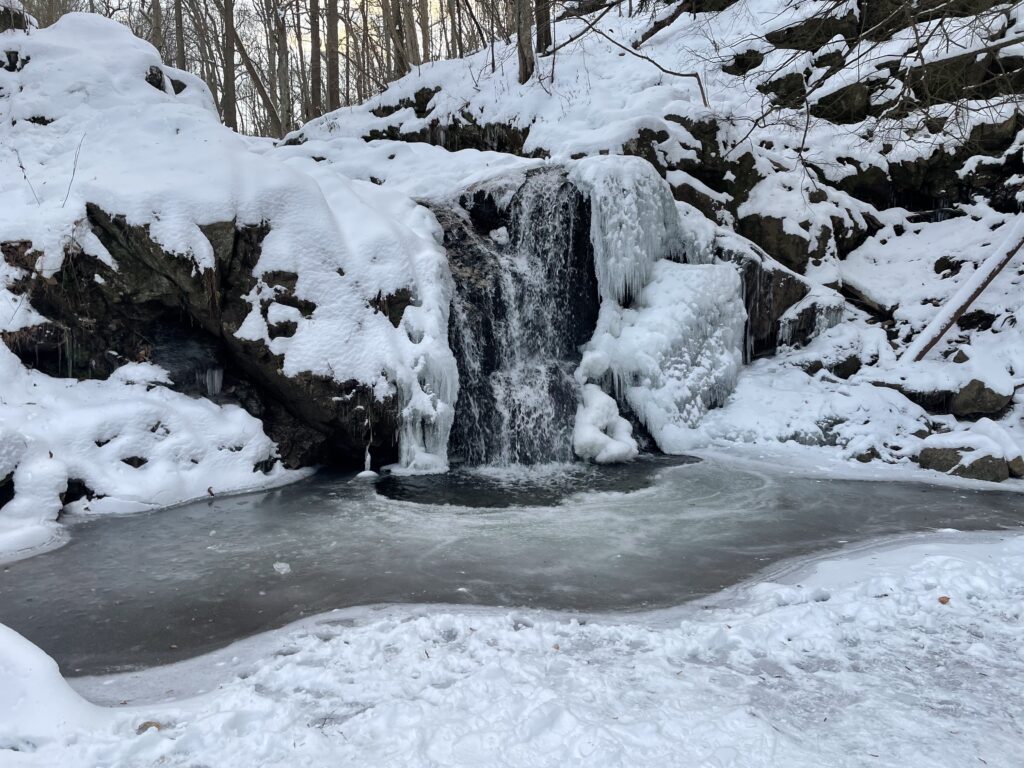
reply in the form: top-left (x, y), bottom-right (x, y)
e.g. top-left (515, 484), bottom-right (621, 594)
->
top-left (3, 0), bottom-right (1024, 554)
top-left (285, 0), bottom-right (1024, 480)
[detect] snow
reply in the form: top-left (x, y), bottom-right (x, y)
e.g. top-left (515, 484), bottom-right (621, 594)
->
top-left (5, 529), bottom-right (1024, 766)
top-left (901, 214), bottom-right (1024, 362)
top-left (282, 1), bottom-right (1024, 483)
top-left (0, 13), bottom-right (463, 550)
top-left (0, 344), bottom-right (291, 558)
top-left (572, 383), bottom-right (638, 463)
top-left (0, 15), bottom-right (458, 471)
top-left (0, 623), bottom-right (105, 751)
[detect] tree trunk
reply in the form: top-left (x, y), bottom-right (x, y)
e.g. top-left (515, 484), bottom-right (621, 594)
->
top-left (448, 0), bottom-right (462, 56)
top-left (384, 0), bottom-right (410, 77)
top-left (359, 0), bottom-right (369, 100)
top-left (515, 0), bottom-right (534, 83)
top-left (402, 0), bottom-right (421, 67)
top-left (234, 23), bottom-right (284, 135)
top-left (310, 0), bottom-right (322, 116)
top-left (326, 0), bottom-right (340, 110)
top-left (418, 0), bottom-right (430, 63)
top-left (222, 0), bottom-right (237, 129)
top-left (343, 0), bottom-right (351, 104)
top-left (293, 0), bottom-right (310, 122)
top-left (276, 7), bottom-right (291, 134)
top-left (535, 0), bottom-right (551, 52)
top-left (174, 0), bottom-right (186, 69)
top-left (151, 0), bottom-right (164, 57)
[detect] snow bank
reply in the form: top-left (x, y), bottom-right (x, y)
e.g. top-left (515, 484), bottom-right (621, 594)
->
top-left (0, 346), bottom-right (287, 557)
top-left (7, 530), bottom-right (1024, 766)
top-left (0, 624), bottom-right (104, 751)
top-left (573, 384), bottom-right (638, 463)
top-left (689, 355), bottom-right (932, 461)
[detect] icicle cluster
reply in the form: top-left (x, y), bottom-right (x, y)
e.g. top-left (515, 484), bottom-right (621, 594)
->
top-left (577, 262), bottom-right (746, 454)
top-left (568, 156), bottom-right (686, 305)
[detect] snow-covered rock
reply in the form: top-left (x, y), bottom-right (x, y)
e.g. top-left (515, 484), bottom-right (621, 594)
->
top-left (0, 13), bottom-right (463, 551)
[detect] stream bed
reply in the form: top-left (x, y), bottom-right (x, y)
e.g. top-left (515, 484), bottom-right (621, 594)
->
top-left (1, 456), bottom-right (1021, 676)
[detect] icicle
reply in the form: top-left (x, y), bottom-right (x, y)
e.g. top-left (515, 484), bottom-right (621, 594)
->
top-left (357, 420), bottom-right (379, 479)
top-left (568, 156), bottom-right (688, 304)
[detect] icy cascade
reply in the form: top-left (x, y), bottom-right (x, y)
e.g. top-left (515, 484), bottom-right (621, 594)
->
top-left (447, 168), bottom-right (599, 465)
top-left (568, 156), bottom-right (745, 461)
top-left (576, 261), bottom-right (747, 456)
top-left (567, 156), bottom-right (697, 305)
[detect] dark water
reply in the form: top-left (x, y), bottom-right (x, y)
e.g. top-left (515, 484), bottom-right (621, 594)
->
top-left (0, 456), bottom-right (1021, 676)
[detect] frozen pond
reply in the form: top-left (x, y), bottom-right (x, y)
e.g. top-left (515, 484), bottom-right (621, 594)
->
top-left (1, 456), bottom-right (1021, 676)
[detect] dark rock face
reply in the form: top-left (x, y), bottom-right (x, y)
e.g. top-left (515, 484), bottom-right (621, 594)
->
top-left (723, 246), bottom-right (833, 358)
top-left (765, 9), bottom-right (858, 50)
top-left (918, 446), bottom-right (1011, 482)
top-left (2, 206), bottom-right (398, 470)
top-left (736, 215), bottom-right (823, 273)
top-left (0, 472), bottom-right (13, 510)
top-left (1009, 456), bottom-right (1024, 479)
top-left (950, 379), bottom-right (1013, 419)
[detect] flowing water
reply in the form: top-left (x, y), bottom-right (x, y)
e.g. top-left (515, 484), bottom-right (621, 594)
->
top-left (446, 168), bottom-right (599, 465)
top-left (1, 456), bottom-right (1021, 677)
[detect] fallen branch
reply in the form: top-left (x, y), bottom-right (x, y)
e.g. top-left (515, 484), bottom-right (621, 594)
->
top-left (902, 215), bottom-right (1024, 362)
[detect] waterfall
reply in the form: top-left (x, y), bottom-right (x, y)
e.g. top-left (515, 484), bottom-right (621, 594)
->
top-left (444, 156), bottom-right (747, 466)
top-left (446, 168), bottom-right (599, 466)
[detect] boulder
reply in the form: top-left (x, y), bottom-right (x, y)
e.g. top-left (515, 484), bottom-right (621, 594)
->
top-left (950, 379), bottom-right (1012, 418)
top-left (868, 375), bottom-right (1012, 419)
top-left (765, 10), bottom-right (858, 51)
top-left (916, 423), bottom-right (1023, 483)
top-left (736, 214), bottom-right (827, 273)
top-left (917, 446), bottom-right (1010, 483)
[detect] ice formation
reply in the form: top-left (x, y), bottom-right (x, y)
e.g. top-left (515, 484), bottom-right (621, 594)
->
top-left (578, 261), bottom-right (747, 455)
top-left (569, 156), bottom-right (746, 461)
top-left (567, 156), bottom-right (690, 305)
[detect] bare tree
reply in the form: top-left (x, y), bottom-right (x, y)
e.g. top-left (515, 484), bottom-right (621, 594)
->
top-left (275, 3), bottom-right (291, 133)
top-left (174, 0), bottom-right (186, 69)
top-left (326, 0), bottom-right (340, 110)
top-left (222, 0), bottom-right (237, 129)
top-left (310, 0), bottom-right (322, 116)
top-left (534, 0), bottom-right (550, 53)
top-left (515, 0), bottom-right (533, 83)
